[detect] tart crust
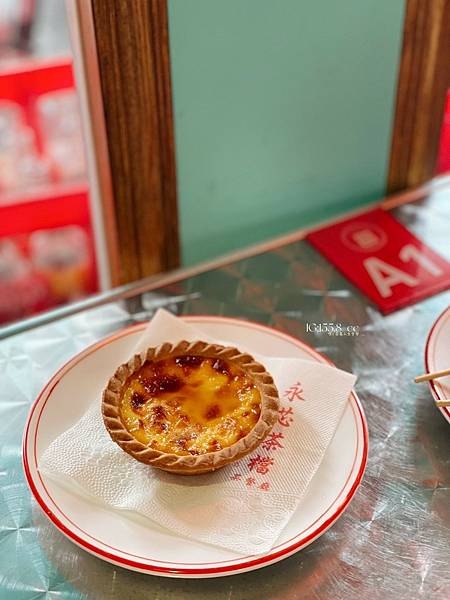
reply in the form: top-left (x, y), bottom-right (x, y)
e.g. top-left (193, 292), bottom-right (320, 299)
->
top-left (102, 340), bottom-right (279, 475)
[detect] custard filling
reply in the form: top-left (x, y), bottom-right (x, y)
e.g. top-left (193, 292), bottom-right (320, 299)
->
top-left (119, 355), bottom-right (261, 456)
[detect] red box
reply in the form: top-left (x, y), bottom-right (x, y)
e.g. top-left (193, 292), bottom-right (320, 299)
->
top-left (0, 58), bottom-right (98, 323)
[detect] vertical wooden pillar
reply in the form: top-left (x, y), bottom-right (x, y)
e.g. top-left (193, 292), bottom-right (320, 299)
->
top-left (91, 0), bottom-right (179, 284)
top-left (387, 0), bottom-right (450, 193)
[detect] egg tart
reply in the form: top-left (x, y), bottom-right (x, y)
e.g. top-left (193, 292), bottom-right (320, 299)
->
top-left (102, 340), bottom-right (279, 474)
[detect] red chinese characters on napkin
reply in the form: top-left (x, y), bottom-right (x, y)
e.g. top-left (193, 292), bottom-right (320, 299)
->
top-left (229, 381), bottom-right (305, 492)
top-left (307, 208), bottom-right (450, 314)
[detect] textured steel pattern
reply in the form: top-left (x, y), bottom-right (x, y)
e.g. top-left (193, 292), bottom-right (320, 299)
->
top-left (1, 192), bottom-right (450, 599)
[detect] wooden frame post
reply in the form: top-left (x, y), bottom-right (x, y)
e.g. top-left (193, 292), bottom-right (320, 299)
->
top-left (90, 0), bottom-right (179, 283)
top-left (387, 0), bottom-right (450, 193)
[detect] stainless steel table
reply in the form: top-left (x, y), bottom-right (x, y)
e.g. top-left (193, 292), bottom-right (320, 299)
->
top-left (1, 182), bottom-right (450, 599)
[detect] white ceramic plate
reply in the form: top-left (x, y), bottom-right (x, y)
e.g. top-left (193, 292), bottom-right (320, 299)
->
top-left (23, 316), bottom-right (368, 578)
top-left (425, 306), bottom-right (450, 424)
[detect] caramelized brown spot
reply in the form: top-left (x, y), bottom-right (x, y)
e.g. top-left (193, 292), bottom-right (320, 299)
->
top-left (205, 404), bottom-right (221, 420)
top-left (209, 439), bottom-right (222, 452)
top-left (212, 358), bottom-right (231, 376)
top-left (175, 355), bottom-right (203, 368)
top-left (175, 438), bottom-right (187, 451)
top-left (152, 405), bottom-right (167, 421)
top-left (130, 392), bottom-right (147, 411)
top-left (189, 449), bottom-right (200, 455)
top-left (142, 374), bottom-right (181, 396)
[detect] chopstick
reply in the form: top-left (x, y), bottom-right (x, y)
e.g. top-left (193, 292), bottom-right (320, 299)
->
top-left (414, 368), bottom-right (450, 383)
top-left (414, 369), bottom-right (450, 406)
top-left (436, 400), bottom-right (450, 407)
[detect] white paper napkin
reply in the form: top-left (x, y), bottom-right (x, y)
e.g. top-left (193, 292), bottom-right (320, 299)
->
top-left (40, 309), bottom-right (356, 555)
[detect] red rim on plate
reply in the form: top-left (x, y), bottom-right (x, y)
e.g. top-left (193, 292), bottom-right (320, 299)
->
top-left (424, 306), bottom-right (450, 423)
top-left (23, 316), bottom-right (369, 576)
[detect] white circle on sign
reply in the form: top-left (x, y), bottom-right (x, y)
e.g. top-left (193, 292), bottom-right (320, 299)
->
top-left (340, 222), bottom-right (388, 253)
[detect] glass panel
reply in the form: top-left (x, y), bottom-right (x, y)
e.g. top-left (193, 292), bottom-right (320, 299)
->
top-left (0, 0), bottom-right (99, 325)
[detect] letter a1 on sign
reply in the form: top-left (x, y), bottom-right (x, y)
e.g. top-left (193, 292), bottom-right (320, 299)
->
top-left (307, 208), bottom-right (450, 313)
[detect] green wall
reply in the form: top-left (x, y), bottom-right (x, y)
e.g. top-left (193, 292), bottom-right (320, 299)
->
top-left (168, 0), bottom-right (405, 266)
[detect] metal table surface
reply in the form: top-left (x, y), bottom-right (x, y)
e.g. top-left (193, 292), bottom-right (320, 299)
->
top-left (1, 184), bottom-right (450, 599)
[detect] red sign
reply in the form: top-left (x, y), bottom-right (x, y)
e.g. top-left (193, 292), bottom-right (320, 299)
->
top-left (307, 208), bottom-right (450, 314)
